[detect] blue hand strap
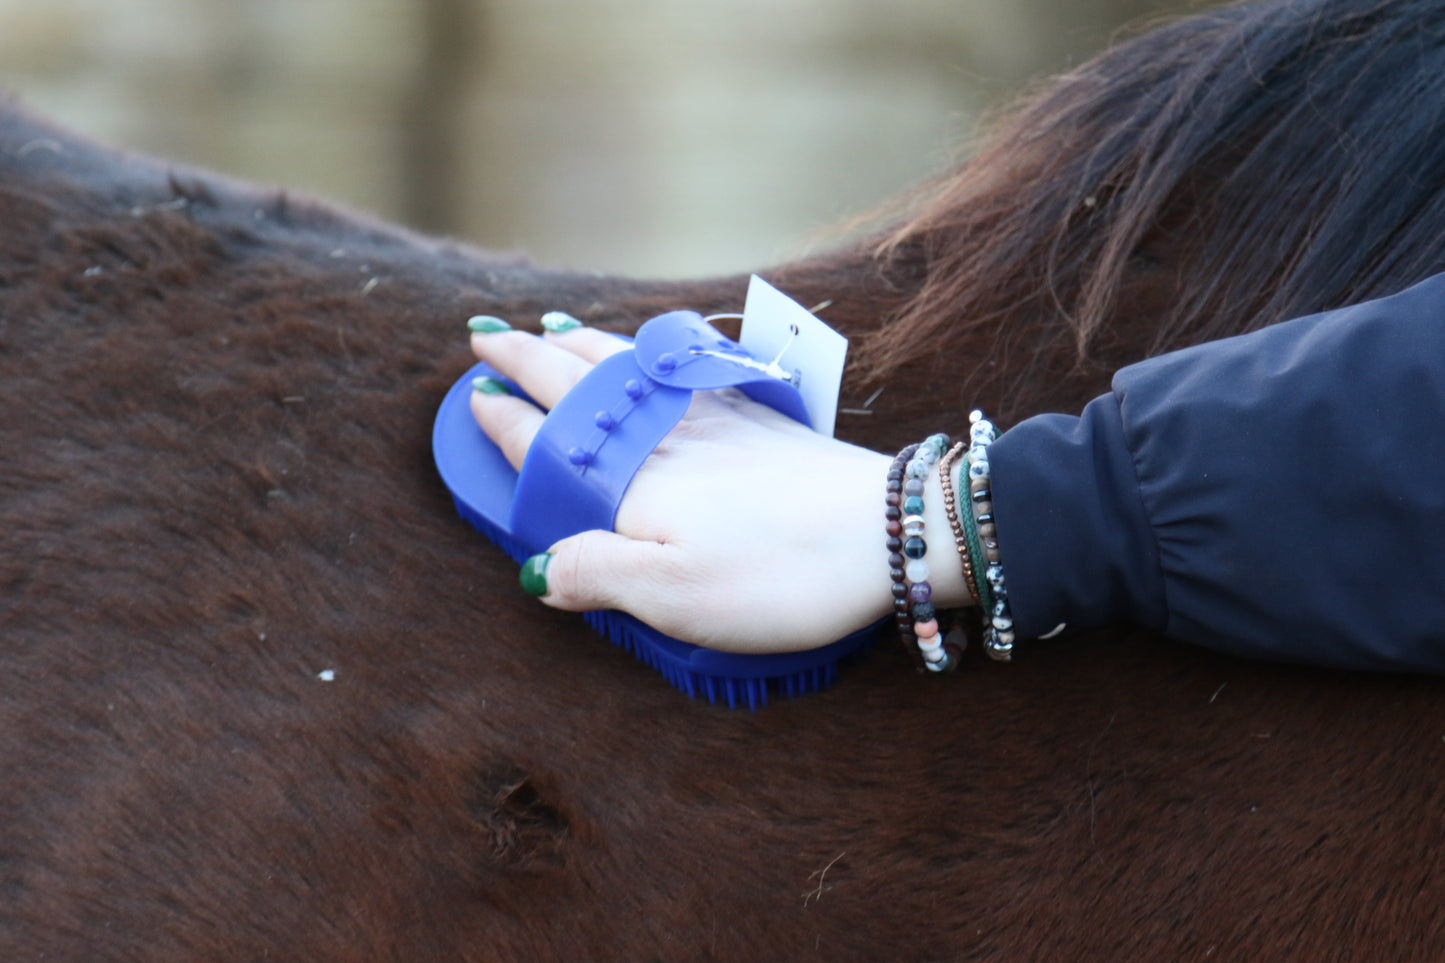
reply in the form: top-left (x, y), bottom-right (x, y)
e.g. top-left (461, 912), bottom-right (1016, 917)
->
top-left (510, 311), bottom-right (809, 551)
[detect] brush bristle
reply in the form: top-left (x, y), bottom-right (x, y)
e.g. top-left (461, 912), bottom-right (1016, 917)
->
top-left (453, 497), bottom-right (530, 564)
top-left (581, 607), bottom-right (850, 710)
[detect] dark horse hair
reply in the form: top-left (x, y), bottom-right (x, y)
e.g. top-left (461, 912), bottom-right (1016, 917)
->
top-left (858, 0), bottom-right (1445, 421)
top-left (6, 0), bottom-right (1445, 959)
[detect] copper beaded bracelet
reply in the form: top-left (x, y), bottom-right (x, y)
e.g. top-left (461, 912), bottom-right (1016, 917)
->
top-left (937, 440), bottom-right (979, 606)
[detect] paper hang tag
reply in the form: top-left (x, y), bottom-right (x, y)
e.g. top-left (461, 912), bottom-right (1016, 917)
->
top-left (738, 275), bottom-right (848, 437)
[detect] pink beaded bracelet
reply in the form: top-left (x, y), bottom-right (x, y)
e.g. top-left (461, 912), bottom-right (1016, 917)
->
top-left (888, 434), bottom-right (960, 673)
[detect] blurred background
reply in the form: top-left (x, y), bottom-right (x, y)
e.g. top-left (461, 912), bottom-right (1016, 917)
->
top-left (0, 0), bottom-right (1214, 278)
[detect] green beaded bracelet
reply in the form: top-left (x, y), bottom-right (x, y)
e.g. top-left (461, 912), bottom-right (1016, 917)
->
top-left (959, 467), bottom-right (994, 615)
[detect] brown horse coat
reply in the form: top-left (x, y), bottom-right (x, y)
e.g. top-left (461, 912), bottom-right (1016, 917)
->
top-left (4, 3), bottom-right (1445, 955)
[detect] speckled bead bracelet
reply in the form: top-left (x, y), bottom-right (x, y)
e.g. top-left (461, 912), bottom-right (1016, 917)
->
top-left (966, 410), bottom-right (1016, 662)
top-left (902, 433), bottom-right (959, 673)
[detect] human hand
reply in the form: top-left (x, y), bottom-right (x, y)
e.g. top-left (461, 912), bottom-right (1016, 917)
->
top-left (467, 319), bottom-right (902, 654)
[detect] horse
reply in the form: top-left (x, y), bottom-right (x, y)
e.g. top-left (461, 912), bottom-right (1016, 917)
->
top-left (4, 0), bottom-right (1445, 958)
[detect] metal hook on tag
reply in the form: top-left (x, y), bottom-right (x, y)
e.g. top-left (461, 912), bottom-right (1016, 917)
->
top-left (684, 348), bottom-right (800, 385)
top-left (762, 323), bottom-right (802, 386)
top-left (687, 319), bottom-right (801, 385)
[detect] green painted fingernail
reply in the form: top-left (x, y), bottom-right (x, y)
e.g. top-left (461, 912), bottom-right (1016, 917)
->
top-left (468, 315), bottom-right (511, 334)
top-left (520, 553), bottom-right (552, 596)
top-left (540, 311), bottom-right (583, 334)
top-left (472, 376), bottom-right (511, 395)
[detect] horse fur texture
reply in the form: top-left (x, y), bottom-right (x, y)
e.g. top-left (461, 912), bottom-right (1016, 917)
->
top-left (4, 1), bottom-right (1445, 959)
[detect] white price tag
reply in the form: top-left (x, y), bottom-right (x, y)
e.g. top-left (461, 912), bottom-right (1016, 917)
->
top-left (738, 275), bottom-right (849, 437)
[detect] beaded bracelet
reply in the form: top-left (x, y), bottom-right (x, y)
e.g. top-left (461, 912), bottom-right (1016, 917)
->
top-left (934, 441), bottom-right (979, 660)
top-left (885, 443), bottom-right (921, 650)
top-left (966, 410), bottom-right (1016, 661)
top-left (937, 441), bottom-right (979, 604)
top-left (887, 435), bottom-right (961, 672)
top-left (907, 433), bottom-right (955, 672)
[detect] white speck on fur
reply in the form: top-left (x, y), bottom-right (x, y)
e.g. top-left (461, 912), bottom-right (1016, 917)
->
top-left (802, 851), bottom-right (845, 907)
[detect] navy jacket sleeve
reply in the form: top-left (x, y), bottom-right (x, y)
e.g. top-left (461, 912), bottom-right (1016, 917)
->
top-left (989, 271), bottom-right (1445, 672)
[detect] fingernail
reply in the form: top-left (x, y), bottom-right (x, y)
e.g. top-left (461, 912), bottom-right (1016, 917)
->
top-left (468, 315), bottom-right (511, 334)
top-left (540, 311), bottom-right (583, 334)
top-left (519, 552), bottom-right (552, 597)
top-left (472, 376), bottom-right (511, 395)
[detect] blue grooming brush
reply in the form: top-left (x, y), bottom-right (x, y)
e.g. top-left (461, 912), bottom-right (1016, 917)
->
top-left (432, 310), bottom-right (880, 708)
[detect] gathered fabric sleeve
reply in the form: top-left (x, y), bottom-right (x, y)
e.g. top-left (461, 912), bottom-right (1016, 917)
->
top-left (988, 271), bottom-right (1445, 672)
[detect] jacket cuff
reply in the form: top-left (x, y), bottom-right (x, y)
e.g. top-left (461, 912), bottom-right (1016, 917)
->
top-left (987, 394), bottom-right (1167, 640)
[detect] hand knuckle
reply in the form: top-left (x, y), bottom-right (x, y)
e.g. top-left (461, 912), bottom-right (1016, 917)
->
top-left (556, 533), bottom-right (605, 604)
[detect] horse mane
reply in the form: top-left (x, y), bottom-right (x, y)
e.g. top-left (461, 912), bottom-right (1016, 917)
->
top-left (857, 0), bottom-right (1445, 422)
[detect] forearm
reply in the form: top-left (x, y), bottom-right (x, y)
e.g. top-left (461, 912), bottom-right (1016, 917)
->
top-left (990, 271), bottom-right (1445, 672)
